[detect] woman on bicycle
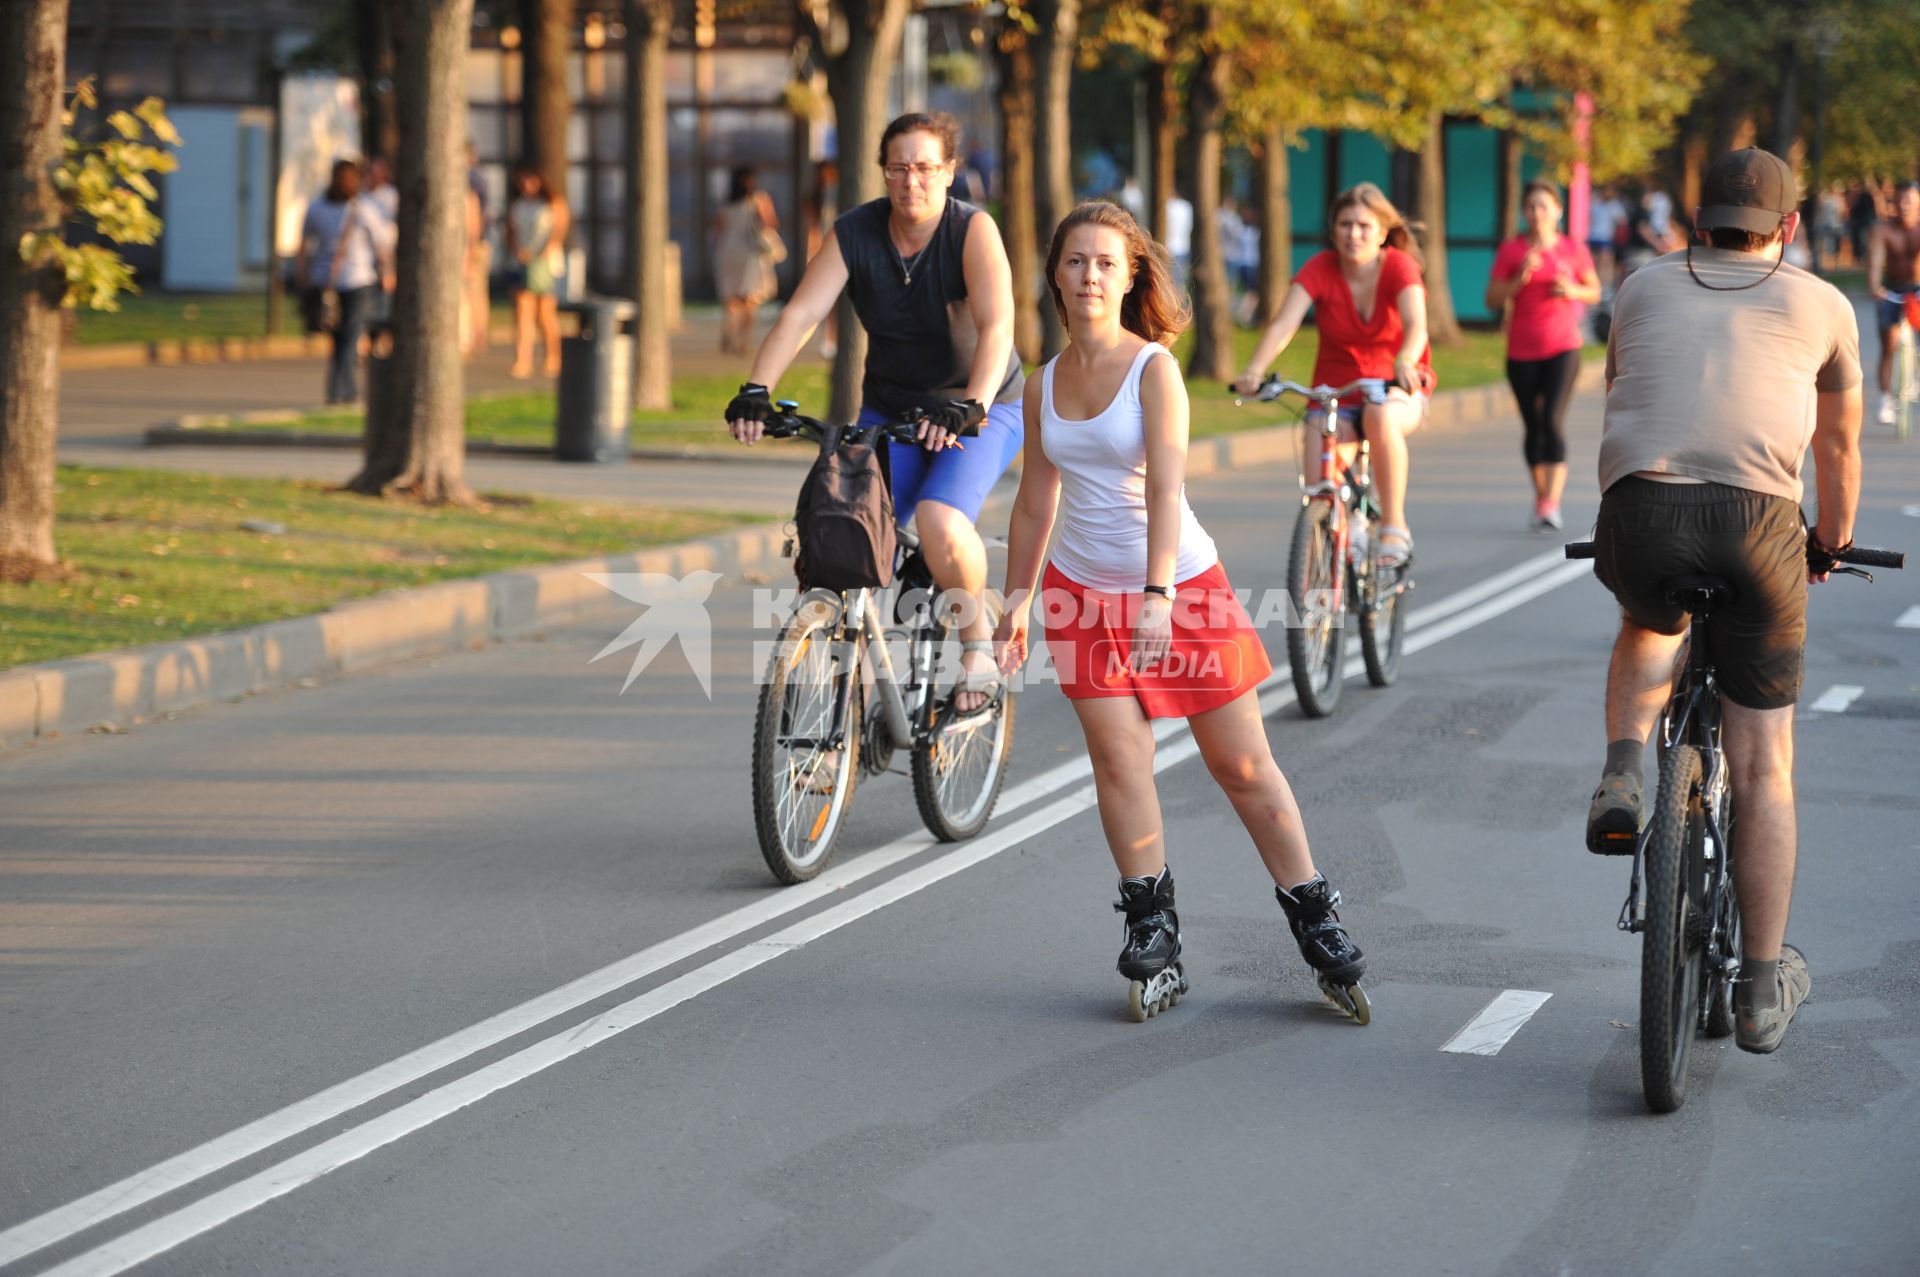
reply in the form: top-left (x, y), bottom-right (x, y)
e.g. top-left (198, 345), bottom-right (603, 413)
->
top-left (993, 202), bottom-right (1367, 1020)
top-left (727, 111), bottom-right (1024, 718)
top-left (1233, 182), bottom-right (1432, 568)
top-left (1485, 179), bottom-right (1602, 532)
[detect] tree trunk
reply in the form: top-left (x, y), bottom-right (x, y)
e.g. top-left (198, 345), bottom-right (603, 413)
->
top-left (813, 0), bottom-right (909, 424)
top-left (1416, 113), bottom-right (1462, 346)
top-left (349, 0), bottom-right (476, 503)
top-left (0, 0), bottom-right (67, 582)
top-left (995, 33), bottom-right (1041, 365)
top-left (1033, 0), bottom-right (1078, 359)
top-left (1184, 37), bottom-right (1231, 382)
top-left (354, 0), bottom-right (400, 162)
top-left (1255, 120), bottom-right (1291, 327)
top-left (1144, 58), bottom-right (1176, 243)
top-left (625, 0), bottom-right (671, 409)
top-left (522, 0), bottom-right (573, 198)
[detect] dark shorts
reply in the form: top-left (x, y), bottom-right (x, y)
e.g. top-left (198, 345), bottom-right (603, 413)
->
top-left (1875, 285), bottom-right (1920, 332)
top-left (1594, 477), bottom-right (1808, 710)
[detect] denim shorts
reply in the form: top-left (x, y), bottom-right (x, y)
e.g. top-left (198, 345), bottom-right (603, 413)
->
top-left (1594, 476), bottom-right (1807, 710)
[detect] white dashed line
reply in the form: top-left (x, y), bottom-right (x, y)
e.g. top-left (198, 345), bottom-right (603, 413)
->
top-left (1441, 990), bottom-right (1554, 1056)
top-left (1807, 684), bottom-right (1866, 714)
top-left (1897, 605), bottom-right (1920, 629)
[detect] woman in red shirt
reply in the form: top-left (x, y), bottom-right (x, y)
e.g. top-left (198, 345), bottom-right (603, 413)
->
top-left (1485, 180), bottom-right (1601, 531)
top-left (1234, 182), bottom-right (1432, 567)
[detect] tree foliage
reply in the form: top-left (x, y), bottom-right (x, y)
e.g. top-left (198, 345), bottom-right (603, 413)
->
top-left (17, 80), bottom-right (178, 313)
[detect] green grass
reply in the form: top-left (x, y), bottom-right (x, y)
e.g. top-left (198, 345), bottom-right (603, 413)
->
top-left (190, 328), bottom-right (1529, 447)
top-left (67, 290), bottom-right (517, 347)
top-left (0, 466), bottom-right (763, 668)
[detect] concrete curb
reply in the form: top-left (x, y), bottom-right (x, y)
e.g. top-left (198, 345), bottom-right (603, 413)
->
top-left (143, 419), bottom-right (814, 465)
top-left (60, 333), bottom-right (336, 372)
top-left (5, 360), bottom-right (1599, 747)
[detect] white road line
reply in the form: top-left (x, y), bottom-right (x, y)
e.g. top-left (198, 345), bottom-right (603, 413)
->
top-left (4, 551), bottom-right (1588, 1275)
top-left (1897, 605), bottom-right (1920, 629)
top-left (1901, 503), bottom-right (1920, 518)
top-left (1441, 990), bottom-right (1554, 1056)
top-left (1807, 684), bottom-right (1866, 714)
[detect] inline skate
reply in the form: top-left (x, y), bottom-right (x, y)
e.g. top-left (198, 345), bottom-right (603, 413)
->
top-left (1115, 868), bottom-right (1188, 1022)
top-left (1276, 875), bottom-right (1370, 1024)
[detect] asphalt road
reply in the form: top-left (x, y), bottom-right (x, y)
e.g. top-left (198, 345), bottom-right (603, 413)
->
top-left (4, 394), bottom-right (1918, 1276)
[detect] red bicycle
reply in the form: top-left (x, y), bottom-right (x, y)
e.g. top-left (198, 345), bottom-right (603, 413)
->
top-left (1243, 376), bottom-right (1412, 717)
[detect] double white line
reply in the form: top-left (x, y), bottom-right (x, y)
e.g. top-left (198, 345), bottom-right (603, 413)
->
top-left (1, 547), bottom-right (1589, 1277)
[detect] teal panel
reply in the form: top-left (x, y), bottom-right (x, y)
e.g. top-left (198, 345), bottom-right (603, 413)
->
top-left (1336, 131), bottom-right (1393, 193)
top-left (1448, 246), bottom-right (1498, 323)
top-left (1446, 124), bottom-right (1500, 239)
top-left (1290, 131), bottom-right (1326, 237)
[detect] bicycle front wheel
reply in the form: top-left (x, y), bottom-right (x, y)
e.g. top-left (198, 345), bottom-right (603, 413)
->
top-left (1897, 326), bottom-right (1915, 442)
top-left (751, 601), bottom-right (863, 884)
top-left (1359, 525), bottom-right (1407, 688)
top-left (1286, 499), bottom-right (1346, 717)
top-left (912, 621), bottom-right (1018, 842)
top-left (1641, 743), bottom-right (1707, 1113)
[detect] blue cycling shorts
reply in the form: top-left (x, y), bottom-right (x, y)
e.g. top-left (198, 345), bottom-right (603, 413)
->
top-left (1876, 285), bottom-right (1920, 333)
top-left (862, 400), bottom-right (1024, 524)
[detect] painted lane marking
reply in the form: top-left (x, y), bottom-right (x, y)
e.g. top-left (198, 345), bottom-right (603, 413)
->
top-left (1897, 605), bottom-right (1920, 630)
top-left (1901, 504), bottom-right (1920, 518)
top-left (5, 551), bottom-right (1589, 1274)
top-left (1441, 990), bottom-right (1554, 1056)
top-left (1807, 684), bottom-right (1866, 714)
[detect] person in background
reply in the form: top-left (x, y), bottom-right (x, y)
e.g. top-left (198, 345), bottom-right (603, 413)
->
top-left (361, 156), bottom-right (400, 330)
top-left (463, 141), bottom-right (493, 354)
top-left (715, 166), bottom-right (785, 356)
top-left (1117, 173), bottom-right (1146, 223)
top-left (1163, 189), bottom-right (1193, 287)
top-left (506, 165), bottom-right (569, 379)
top-left (1587, 183), bottom-right (1629, 290)
top-left (295, 159), bottom-right (383, 405)
top-left (1847, 181), bottom-right (1880, 267)
top-left (1215, 195), bottom-right (1252, 317)
top-left (1866, 181), bottom-right (1920, 426)
top-left (1485, 180), bottom-right (1603, 532)
top-left (804, 157), bottom-right (840, 360)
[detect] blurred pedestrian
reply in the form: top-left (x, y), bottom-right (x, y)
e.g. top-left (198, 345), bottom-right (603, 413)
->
top-left (462, 141), bottom-right (493, 354)
top-left (714, 165), bottom-right (785, 356)
top-left (1164, 189), bottom-right (1193, 286)
top-left (1587, 182), bottom-right (1628, 290)
top-left (295, 159), bottom-right (384, 405)
top-left (1117, 173), bottom-right (1146, 222)
top-left (1485, 180), bottom-right (1602, 531)
top-left (1867, 181), bottom-right (1920, 426)
top-left (506, 164), bottom-right (569, 379)
top-left (804, 158), bottom-right (840, 359)
top-left (1847, 181), bottom-right (1880, 266)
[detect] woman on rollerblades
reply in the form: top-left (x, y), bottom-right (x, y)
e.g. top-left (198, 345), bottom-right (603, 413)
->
top-left (993, 202), bottom-right (1370, 1023)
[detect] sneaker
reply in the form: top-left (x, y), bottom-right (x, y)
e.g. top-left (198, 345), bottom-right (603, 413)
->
top-left (1540, 505), bottom-right (1565, 531)
top-left (1735, 945), bottom-right (1811, 1054)
top-left (1879, 395), bottom-right (1898, 427)
top-left (1585, 771), bottom-right (1643, 854)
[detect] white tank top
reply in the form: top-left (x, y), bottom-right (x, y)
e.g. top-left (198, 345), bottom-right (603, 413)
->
top-left (1040, 342), bottom-right (1219, 592)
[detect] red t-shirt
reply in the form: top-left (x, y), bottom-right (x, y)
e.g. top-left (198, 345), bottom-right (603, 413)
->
top-left (1294, 248), bottom-right (1435, 392)
top-left (1490, 235), bottom-right (1594, 361)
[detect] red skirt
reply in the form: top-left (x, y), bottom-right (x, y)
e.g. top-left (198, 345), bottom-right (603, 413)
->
top-left (1040, 560), bottom-right (1273, 719)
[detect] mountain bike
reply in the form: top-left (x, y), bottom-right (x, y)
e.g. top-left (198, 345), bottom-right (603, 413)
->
top-left (750, 403), bottom-right (1017, 884)
top-left (1566, 535), bottom-right (1903, 1113)
top-left (1242, 376), bottom-right (1413, 717)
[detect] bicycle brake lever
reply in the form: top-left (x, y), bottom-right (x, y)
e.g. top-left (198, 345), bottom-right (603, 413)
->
top-left (1830, 564), bottom-right (1874, 582)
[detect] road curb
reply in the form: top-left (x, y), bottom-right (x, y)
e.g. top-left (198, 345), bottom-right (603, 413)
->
top-left (6, 361), bottom-right (1598, 746)
top-left (143, 419), bottom-right (815, 465)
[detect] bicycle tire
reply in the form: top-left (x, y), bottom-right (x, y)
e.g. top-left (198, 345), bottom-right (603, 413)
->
top-left (912, 687), bottom-right (1016, 842)
top-left (1286, 499), bottom-right (1346, 717)
top-left (1897, 325), bottom-right (1915, 442)
top-left (751, 607), bottom-right (863, 884)
top-left (1359, 524), bottom-right (1406, 688)
top-left (1701, 777), bottom-right (1739, 1039)
top-left (1641, 743), bottom-right (1707, 1113)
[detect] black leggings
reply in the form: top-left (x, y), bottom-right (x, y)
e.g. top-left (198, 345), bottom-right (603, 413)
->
top-left (1506, 349), bottom-right (1581, 466)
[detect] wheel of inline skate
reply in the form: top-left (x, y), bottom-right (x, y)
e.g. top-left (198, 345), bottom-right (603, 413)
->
top-left (1128, 981), bottom-right (1150, 1023)
top-left (1346, 983), bottom-right (1372, 1025)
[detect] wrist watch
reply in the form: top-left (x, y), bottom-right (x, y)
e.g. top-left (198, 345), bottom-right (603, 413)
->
top-left (1142, 584), bottom-right (1171, 598)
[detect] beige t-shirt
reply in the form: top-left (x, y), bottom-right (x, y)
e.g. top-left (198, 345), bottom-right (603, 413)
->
top-left (1599, 249), bottom-right (1861, 503)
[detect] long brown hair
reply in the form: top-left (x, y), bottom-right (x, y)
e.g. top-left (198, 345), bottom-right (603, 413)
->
top-left (1044, 201), bottom-right (1190, 346)
top-left (1327, 181), bottom-right (1424, 270)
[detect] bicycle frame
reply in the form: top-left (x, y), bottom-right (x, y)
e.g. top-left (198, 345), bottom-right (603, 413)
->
top-left (1297, 392), bottom-right (1379, 618)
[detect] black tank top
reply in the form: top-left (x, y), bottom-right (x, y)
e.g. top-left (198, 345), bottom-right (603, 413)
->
top-left (834, 196), bottom-right (1024, 417)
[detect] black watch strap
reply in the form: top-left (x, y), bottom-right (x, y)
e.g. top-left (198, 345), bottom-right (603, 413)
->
top-left (1142, 584), bottom-right (1172, 598)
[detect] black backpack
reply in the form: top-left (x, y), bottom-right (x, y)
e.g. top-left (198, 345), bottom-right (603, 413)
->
top-left (792, 424), bottom-right (896, 592)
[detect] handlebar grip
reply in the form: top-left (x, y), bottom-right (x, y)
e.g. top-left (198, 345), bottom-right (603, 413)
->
top-left (1564, 541), bottom-right (1596, 560)
top-left (1841, 546), bottom-right (1905, 569)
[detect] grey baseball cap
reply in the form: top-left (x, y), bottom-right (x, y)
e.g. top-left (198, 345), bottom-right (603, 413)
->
top-left (1695, 148), bottom-right (1797, 234)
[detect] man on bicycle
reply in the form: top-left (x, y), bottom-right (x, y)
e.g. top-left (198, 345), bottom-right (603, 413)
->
top-left (1584, 148), bottom-right (1862, 1054)
top-left (1866, 180), bottom-right (1920, 427)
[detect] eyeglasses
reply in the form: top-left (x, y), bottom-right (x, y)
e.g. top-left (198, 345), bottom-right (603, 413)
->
top-left (883, 162), bottom-right (949, 183)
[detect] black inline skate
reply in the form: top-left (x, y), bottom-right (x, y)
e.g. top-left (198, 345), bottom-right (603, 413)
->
top-left (1276, 876), bottom-right (1371, 1024)
top-left (1115, 868), bottom-right (1188, 1022)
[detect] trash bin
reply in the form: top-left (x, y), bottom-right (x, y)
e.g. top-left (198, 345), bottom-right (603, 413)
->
top-left (555, 295), bottom-right (636, 462)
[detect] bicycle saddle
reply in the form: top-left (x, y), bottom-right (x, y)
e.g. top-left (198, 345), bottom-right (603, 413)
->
top-left (1661, 574), bottom-right (1736, 606)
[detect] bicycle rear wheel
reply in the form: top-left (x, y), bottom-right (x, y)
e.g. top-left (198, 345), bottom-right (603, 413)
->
top-left (1701, 780), bottom-right (1739, 1039)
top-left (912, 683), bottom-right (1016, 843)
top-left (1286, 499), bottom-right (1346, 717)
top-left (1359, 517), bottom-right (1406, 688)
top-left (1641, 744), bottom-right (1707, 1113)
top-left (751, 600), bottom-right (863, 884)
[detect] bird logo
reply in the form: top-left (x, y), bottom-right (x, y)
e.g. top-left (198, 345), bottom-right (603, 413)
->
top-left (584, 570), bottom-right (724, 697)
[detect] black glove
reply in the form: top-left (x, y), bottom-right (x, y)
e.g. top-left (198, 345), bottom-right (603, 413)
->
top-left (1806, 531), bottom-right (1852, 577)
top-left (920, 398), bottom-right (986, 438)
top-left (725, 383), bottom-right (773, 424)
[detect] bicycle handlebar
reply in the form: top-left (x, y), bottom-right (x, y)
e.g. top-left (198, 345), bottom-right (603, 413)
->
top-left (1564, 540), bottom-right (1906, 570)
top-left (1239, 376), bottom-right (1393, 408)
top-left (762, 401), bottom-right (967, 447)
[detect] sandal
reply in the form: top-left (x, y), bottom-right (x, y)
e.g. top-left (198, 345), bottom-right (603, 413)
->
top-left (1376, 525), bottom-right (1414, 570)
top-left (948, 639), bottom-right (1004, 716)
